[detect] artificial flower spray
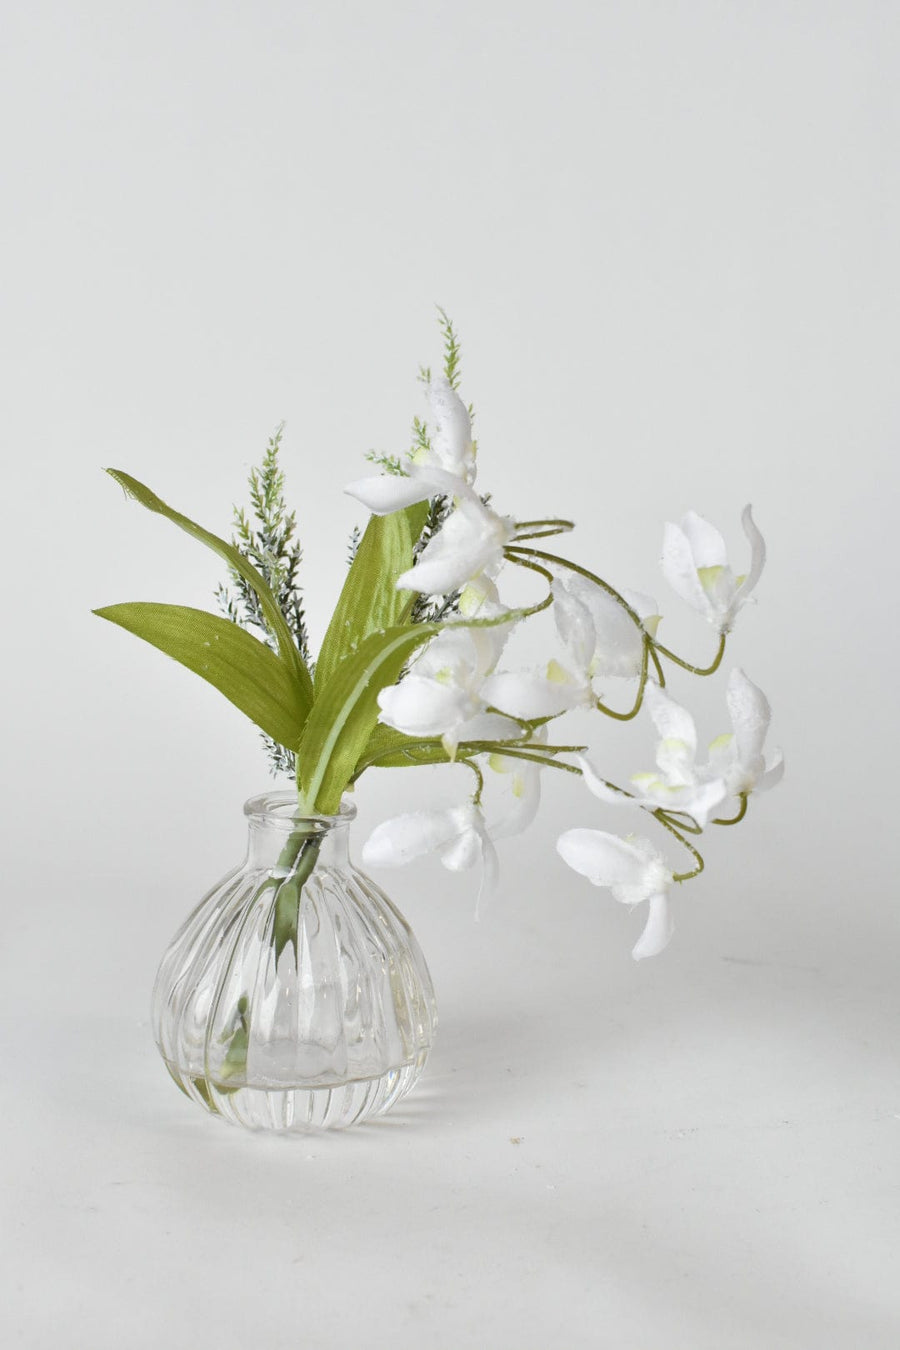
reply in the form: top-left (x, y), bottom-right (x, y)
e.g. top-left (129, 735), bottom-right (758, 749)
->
top-left (96, 314), bottom-right (781, 1130)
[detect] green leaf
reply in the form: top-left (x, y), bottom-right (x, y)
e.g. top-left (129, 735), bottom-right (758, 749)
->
top-left (353, 725), bottom-right (450, 772)
top-left (94, 603), bottom-right (309, 749)
top-left (105, 469), bottom-right (314, 714)
top-left (353, 725), bottom-right (584, 775)
top-left (315, 502), bottom-right (428, 692)
top-left (297, 622), bottom-right (438, 814)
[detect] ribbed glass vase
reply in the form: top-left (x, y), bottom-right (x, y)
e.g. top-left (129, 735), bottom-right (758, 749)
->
top-left (152, 793), bottom-right (437, 1132)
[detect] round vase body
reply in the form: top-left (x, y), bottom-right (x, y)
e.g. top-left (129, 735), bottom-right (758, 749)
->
top-left (152, 794), bottom-right (437, 1132)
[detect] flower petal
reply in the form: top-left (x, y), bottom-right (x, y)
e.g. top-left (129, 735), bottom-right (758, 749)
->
top-left (631, 892), bottom-right (674, 960)
top-left (557, 828), bottom-right (657, 890)
top-left (680, 510), bottom-right (728, 569)
top-left (725, 668), bottom-right (771, 772)
top-left (487, 758), bottom-right (543, 840)
top-left (377, 677), bottom-right (475, 737)
top-left (758, 749), bottom-right (785, 792)
top-left (575, 755), bottom-right (636, 807)
top-left (456, 711), bottom-right (520, 743)
top-left (362, 808), bottom-right (466, 867)
top-left (738, 504), bottom-right (766, 599)
top-left (481, 669), bottom-right (586, 719)
top-left (440, 824), bottom-right (483, 871)
top-left (585, 588), bottom-right (648, 679)
top-left (661, 521), bottom-right (715, 621)
top-left (344, 473), bottom-right (433, 514)
top-left (644, 682), bottom-right (698, 763)
top-left (552, 578), bottom-right (596, 673)
top-left (428, 377), bottom-right (475, 479)
top-left (396, 498), bottom-right (512, 594)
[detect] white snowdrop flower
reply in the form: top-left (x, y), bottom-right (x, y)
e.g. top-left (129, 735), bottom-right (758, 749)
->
top-left (362, 801), bottom-right (499, 898)
top-left (395, 494), bottom-right (515, 596)
top-left (707, 668), bottom-right (784, 799)
top-left (556, 829), bottom-right (675, 960)
top-left (344, 377), bottom-right (476, 515)
top-left (660, 505), bottom-right (765, 633)
top-left (376, 621), bottom-right (519, 756)
top-left (552, 574), bottom-right (661, 680)
top-left (485, 728), bottom-right (549, 841)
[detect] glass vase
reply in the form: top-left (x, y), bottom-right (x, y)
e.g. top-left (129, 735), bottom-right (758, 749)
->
top-left (151, 793), bottom-right (437, 1132)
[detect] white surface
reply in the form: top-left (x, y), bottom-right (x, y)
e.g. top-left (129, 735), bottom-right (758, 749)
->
top-left (3, 891), bottom-right (899, 1350)
top-left (3, 1), bottom-right (899, 1345)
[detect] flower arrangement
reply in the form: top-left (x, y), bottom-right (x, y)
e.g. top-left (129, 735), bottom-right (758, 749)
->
top-left (96, 315), bottom-right (781, 961)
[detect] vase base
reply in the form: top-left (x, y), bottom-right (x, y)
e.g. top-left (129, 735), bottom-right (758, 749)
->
top-left (163, 1056), bottom-right (429, 1132)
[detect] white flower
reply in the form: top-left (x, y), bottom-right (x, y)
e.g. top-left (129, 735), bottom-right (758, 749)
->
top-left (576, 683), bottom-right (727, 826)
top-left (395, 494), bottom-right (515, 595)
top-left (485, 728), bottom-right (548, 840)
top-left (424, 376), bottom-right (476, 480)
top-left (362, 801), bottom-right (499, 897)
top-left (552, 574), bottom-right (661, 680)
top-left (377, 619), bottom-right (520, 754)
top-left (577, 672), bottom-right (781, 825)
top-left (345, 377), bottom-right (476, 515)
top-left (660, 505), bottom-right (765, 633)
top-left (345, 374), bottom-right (515, 595)
top-left (480, 657), bottom-right (593, 720)
top-left (707, 668), bottom-right (784, 799)
top-left (556, 829), bottom-right (674, 960)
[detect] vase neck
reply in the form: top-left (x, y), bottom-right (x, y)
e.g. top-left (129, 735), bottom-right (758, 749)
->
top-left (244, 792), bottom-right (355, 871)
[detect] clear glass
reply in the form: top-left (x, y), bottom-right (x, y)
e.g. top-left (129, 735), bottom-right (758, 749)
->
top-left (152, 793), bottom-right (437, 1132)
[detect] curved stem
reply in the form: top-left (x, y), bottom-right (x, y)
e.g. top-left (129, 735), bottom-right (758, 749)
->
top-left (508, 543), bottom-right (727, 681)
top-left (483, 705), bottom-right (535, 740)
top-left (654, 631), bottom-right (726, 678)
top-left (477, 746), bottom-right (585, 774)
top-left (649, 644), bottom-right (666, 688)
top-left (505, 548), bottom-right (652, 722)
top-left (506, 544), bottom-right (646, 631)
top-left (593, 636), bottom-right (651, 722)
top-left (712, 793), bottom-right (748, 827)
top-left (459, 757), bottom-right (485, 804)
top-left (351, 736), bottom-right (588, 780)
top-left (513, 520), bottom-right (576, 542)
top-left (652, 810), bottom-right (705, 882)
top-left (502, 551), bottom-right (556, 587)
top-left (655, 809), bottom-right (703, 836)
top-left (514, 518), bottom-right (575, 534)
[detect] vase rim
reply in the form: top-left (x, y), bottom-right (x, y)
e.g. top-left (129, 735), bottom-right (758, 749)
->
top-left (243, 791), bottom-right (357, 827)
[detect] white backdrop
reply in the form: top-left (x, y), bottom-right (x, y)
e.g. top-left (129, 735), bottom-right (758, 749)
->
top-left (2, 3), bottom-right (898, 1347)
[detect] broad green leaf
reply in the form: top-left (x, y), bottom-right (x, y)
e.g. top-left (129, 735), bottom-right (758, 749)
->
top-left (315, 502), bottom-right (428, 692)
top-left (297, 622), bottom-right (438, 814)
top-left (94, 603), bottom-right (309, 748)
top-left (105, 469), bottom-right (314, 714)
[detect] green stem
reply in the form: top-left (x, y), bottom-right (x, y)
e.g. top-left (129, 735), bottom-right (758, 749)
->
top-left (653, 631), bottom-right (726, 678)
top-left (351, 737), bottom-right (588, 780)
top-left (592, 636), bottom-right (651, 722)
top-left (513, 519), bottom-right (576, 542)
top-left (514, 518), bottom-right (575, 533)
top-left (712, 794), bottom-right (748, 827)
top-left (649, 645), bottom-right (666, 687)
top-left (507, 544), bottom-right (726, 683)
top-left (655, 809), bottom-right (703, 836)
top-left (652, 810), bottom-right (705, 883)
top-left (271, 828), bottom-right (323, 961)
top-left (459, 757), bottom-right (485, 803)
top-left (477, 746), bottom-right (584, 774)
top-left (505, 548), bottom-right (652, 723)
top-left (506, 544), bottom-right (647, 632)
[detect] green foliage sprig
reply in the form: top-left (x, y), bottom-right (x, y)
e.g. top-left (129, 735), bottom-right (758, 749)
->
top-left (216, 425), bottom-right (312, 775)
